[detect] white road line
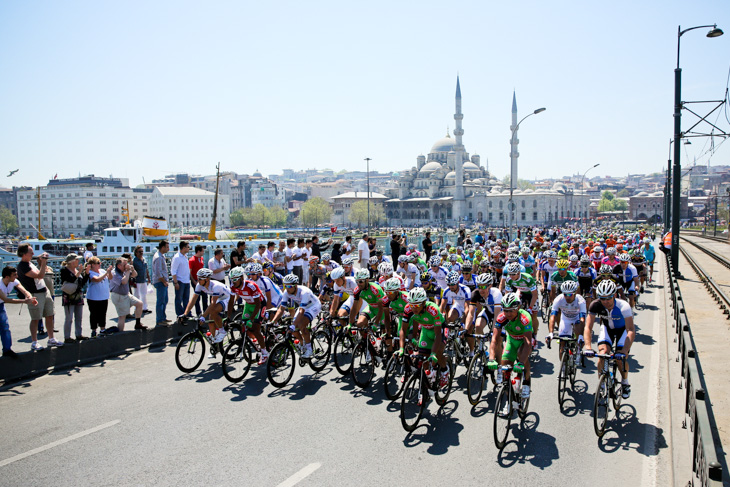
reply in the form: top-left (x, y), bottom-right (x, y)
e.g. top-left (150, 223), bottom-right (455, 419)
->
top-left (276, 462), bottom-right (321, 487)
top-left (0, 420), bottom-right (121, 468)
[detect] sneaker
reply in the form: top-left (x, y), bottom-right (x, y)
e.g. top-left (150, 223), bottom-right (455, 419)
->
top-left (134, 323), bottom-right (148, 330)
top-left (64, 338), bottom-right (76, 344)
top-left (31, 341), bottom-right (44, 351)
top-left (521, 384), bottom-right (531, 399)
top-left (91, 330), bottom-right (97, 338)
top-left (2, 349), bottom-right (19, 359)
top-left (258, 350), bottom-right (269, 366)
top-left (500, 402), bottom-right (512, 416)
top-left (142, 310), bottom-right (152, 315)
top-left (212, 329), bottom-right (226, 343)
top-left (301, 345), bottom-right (313, 359)
top-left (622, 383), bottom-right (631, 399)
top-left (438, 369), bottom-right (449, 388)
top-left (76, 336), bottom-right (89, 341)
top-left (47, 338), bottom-right (64, 347)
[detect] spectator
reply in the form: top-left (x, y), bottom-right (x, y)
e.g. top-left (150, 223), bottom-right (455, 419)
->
top-left (109, 257), bottom-right (146, 332)
top-left (358, 233), bottom-right (370, 269)
top-left (230, 241), bottom-right (248, 268)
top-left (302, 239), bottom-right (313, 286)
top-left (264, 242), bottom-right (275, 263)
top-left (292, 238), bottom-right (305, 283)
top-left (422, 232), bottom-right (433, 261)
top-left (171, 241), bottom-right (191, 316)
top-left (132, 246), bottom-right (151, 315)
top-left (0, 266), bottom-right (36, 358)
top-left (284, 238), bottom-right (296, 275)
top-left (83, 242), bottom-right (95, 262)
top-left (457, 229), bottom-right (465, 247)
top-left (475, 232), bottom-right (484, 245)
top-left (311, 235), bottom-right (331, 259)
top-left (85, 256), bottom-right (113, 337)
top-left (273, 240), bottom-right (287, 274)
top-left (390, 233), bottom-right (401, 261)
top-left (343, 235), bottom-right (353, 256)
top-left (188, 245), bottom-right (208, 315)
top-left (16, 244), bottom-right (62, 350)
top-left (60, 253), bottom-right (88, 343)
top-left (331, 243), bottom-right (342, 264)
top-left (208, 248), bottom-right (230, 283)
top-left (152, 240), bottom-right (171, 326)
top-left (251, 244), bottom-right (268, 263)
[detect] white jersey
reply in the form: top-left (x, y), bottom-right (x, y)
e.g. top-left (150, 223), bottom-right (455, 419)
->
top-left (428, 266), bottom-right (449, 289)
top-left (441, 283), bottom-right (472, 310)
top-left (281, 285), bottom-right (321, 311)
top-left (194, 280), bottom-right (231, 308)
top-left (397, 263), bottom-right (421, 289)
top-left (550, 294), bottom-right (587, 324)
top-left (256, 275), bottom-right (283, 307)
top-left (334, 276), bottom-right (358, 301)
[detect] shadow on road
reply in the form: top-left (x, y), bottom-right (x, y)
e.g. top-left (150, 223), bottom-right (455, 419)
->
top-left (222, 366), bottom-right (269, 401)
top-left (559, 379), bottom-right (592, 417)
top-left (174, 362), bottom-right (221, 383)
top-left (598, 403), bottom-right (667, 456)
top-left (403, 399), bottom-right (463, 454)
top-left (497, 412), bottom-right (559, 469)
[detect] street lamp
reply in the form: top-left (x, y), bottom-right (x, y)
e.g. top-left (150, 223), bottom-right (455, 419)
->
top-left (509, 107), bottom-right (546, 240)
top-left (581, 163), bottom-right (599, 230)
top-left (671, 23), bottom-right (723, 272)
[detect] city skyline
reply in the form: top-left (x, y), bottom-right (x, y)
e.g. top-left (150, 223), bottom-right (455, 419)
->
top-left (1, 1), bottom-right (728, 190)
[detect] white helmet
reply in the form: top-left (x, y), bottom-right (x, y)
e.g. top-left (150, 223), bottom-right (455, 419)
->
top-left (429, 255), bottom-right (441, 266)
top-left (446, 271), bottom-right (460, 286)
top-left (249, 263), bottom-right (262, 274)
top-left (595, 280), bottom-right (617, 298)
top-left (283, 274), bottom-right (299, 285)
top-left (378, 262), bottom-right (393, 275)
top-left (355, 268), bottom-right (370, 280)
top-left (383, 277), bottom-right (402, 292)
top-left (476, 273), bottom-right (493, 285)
top-left (561, 280), bottom-right (579, 294)
top-left (229, 267), bottom-right (245, 280)
top-left (506, 262), bottom-right (522, 275)
top-left (330, 267), bottom-right (345, 280)
top-left (398, 255), bottom-right (409, 263)
top-left (197, 268), bottom-right (213, 279)
top-left (407, 287), bottom-right (428, 304)
top-left (619, 252), bottom-right (631, 262)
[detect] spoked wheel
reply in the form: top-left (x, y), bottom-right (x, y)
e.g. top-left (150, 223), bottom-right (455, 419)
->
top-left (384, 353), bottom-right (408, 400)
top-left (518, 386), bottom-right (530, 420)
top-left (351, 342), bottom-right (376, 389)
top-left (558, 351), bottom-right (569, 410)
top-left (175, 332), bottom-right (205, 373)
top-left (593, 375), bottom-right (610, 437)
top-left (612, 374), bottom-right (623, 410)
top-left (401, 372), bottom-right (425, 432)
top-left (222, 337), bottom-right (256, 383)
top-left (267, 342), bottom-right (296, 388)
top-left (568, 350), bottom-right (578, 388)
top-left (493, 384), bottom-right (512, 450)
top-left (435, 358), bottom-right (455, 406)
top-left (466, 353), bottom-right (486, 406)
top-left (541, 296), bottom-right (550, 324)
top-left (309, 329), bottom-right (331, 372)
top-left (333, 332), bottom-right (356, 376)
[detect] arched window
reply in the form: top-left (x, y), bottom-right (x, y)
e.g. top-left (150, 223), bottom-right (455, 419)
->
top-left (424, 210), bottom-right (430, 220)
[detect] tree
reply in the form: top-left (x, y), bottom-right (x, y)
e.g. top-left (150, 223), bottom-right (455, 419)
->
top-left (266, 206), bottom-right (288, 227)
top-left (300, 197), bottom-right (332, 228)
top-left (617, 189), bottom-right (629, 197)
top-left (251, 204), bottom-right (268, 227)
top-left (501, 175), bottom-right (536, 190)
top-left (601, 190), bottom-right (615, 201)
top-left (348, 200), bottom-right (384, 228)
top-left (597, 199), bottom-right (614, 213)
top-left (0, 206), bottom-right (18, 234)
top-left (613, 199), bottom-right (628, 211)
top-left (230, 208), bottom-right (254, 227)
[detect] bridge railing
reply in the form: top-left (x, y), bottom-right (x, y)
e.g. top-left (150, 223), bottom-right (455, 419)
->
top-left (666, 249), bottom-right (724, 486)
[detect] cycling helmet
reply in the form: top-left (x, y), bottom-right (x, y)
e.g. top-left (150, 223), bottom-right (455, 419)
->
top-left (197, 268), bottom-right (213, 279)
top-left (599, 264), bottom-right (613, 275)
top-left (309, 255), bottom-right (320, 263)
top-left (383, 277), bottom-right (402, 292)
top-left (249, 263), bottom-right (262, 274)
top-left (606, 247), bottom-right (616, 255)
top-left (506, 262), bottom-right (522, 275)
top-left (407, 254), bottom-right (417, 263)
top-left (440, 250), bottom-right (448, 257)
top-left (262, 262), bottom-right (274, 270)
top-left (596, 280), bottom-right (617, 298)
top-left (429, 255), bottom-right (441, 267)
top-left (449, 254), bottom-right (458, 262)
top-left (569, 255), bottom-right (579, 262)
top-left (368, 256), bottom-right (378, 265)
top-left (561, 280), bottom-right (579, 294)
top-left (330, 267), bottom-right (345, 280)
top-left (283, 274), bottom-right (299, 285)
top-left (580, 255), bottom-right (591, 265)
top-left (343, 256), bottom-right (357, 266)
top-left (619, 253), bottom-right (631, 262)
top-left (407, 287), bottom-right (428, 304)
top-left (593, 246), bottom-right (601, 253)
top-left (408, 243), bottom-right (417, 250)
top-left (420, 271), bottom-right (431, 282)
top-left (229, 267), bottom-right (245, 280)
top-left (321, 253), bottom-right (331, 261)
top-left (507, 253), bottom-right (519, 263)
top-left (398, 255), bottom-right (409, 263)
top-left (462, 260), bottom-right (473, 271)
top-left (556, 259), bottom-right (569, 269)
top-left (446, 271), bottom-right (460, 286)
top-left (501, 292), bottom-right (521, 310)
top-left (476, 273), bottom-right (493, 285)
top-left (521, 247), bottom-right (530, 254)
top-left (355, 268), bottom-right (370, 280)
top-left (643, 237), bottom-right (651, 244)
top-left (378, 262), bottom-right (392, 275)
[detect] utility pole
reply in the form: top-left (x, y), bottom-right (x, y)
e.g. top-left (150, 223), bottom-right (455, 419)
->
top-left (365, 157), bottom-right (371, 232)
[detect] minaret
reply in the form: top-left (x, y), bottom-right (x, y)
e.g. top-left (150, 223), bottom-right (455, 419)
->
top-left (453, 76), bottom-right (465, 222)
top-left (508, 91), bottom-right (519, 238)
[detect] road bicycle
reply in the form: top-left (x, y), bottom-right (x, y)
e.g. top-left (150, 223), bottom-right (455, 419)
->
top-left (547, 334), bottom-right (581, 410)
top-left (443, 322), bottom-right (470, 371)
top-left (400, 350), bottom-right (455, 432)
top-left (465, 331), bottom-right (498, 405)
top-left (175, 316), bottom-right (242, 373)
top-left (584, 352), bottom-right (626, 437)
top-left (332, 315), bottom-right (360, 376)
top-left (221, 317), bottom-right (287, 383)
top-left (350, 318), bottom-right (392, 389)
top-left (493, 364), bottom-right (530, 450)
top-left (540, 288), bottom-right (551, 324)
top-left (266, 321), bottom-right (332, 388)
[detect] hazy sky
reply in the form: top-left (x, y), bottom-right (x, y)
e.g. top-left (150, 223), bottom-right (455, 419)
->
top-left (1, 1), bottom-right (729, 189)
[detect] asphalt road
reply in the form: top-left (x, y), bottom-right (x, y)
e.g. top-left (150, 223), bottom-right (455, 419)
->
top-left (0, 270), bottom-right (674, 486)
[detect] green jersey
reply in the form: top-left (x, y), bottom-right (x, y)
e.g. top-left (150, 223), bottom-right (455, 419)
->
top-left (408, 300), bottom-right (444, 350)
top-left (387, 291), bottom-right (410, 316)
top-left (353, 282), bottom-right (386, 306)
top-left (505, 272), bottom-right (538, 294)
top-left (548, 270), bottom-right (578, 289)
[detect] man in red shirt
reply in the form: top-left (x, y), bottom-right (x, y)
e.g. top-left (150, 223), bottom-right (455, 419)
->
top-left (228, 267), bottom-right (267, 364)
top-left (188, 245), bottom-right (208, 315)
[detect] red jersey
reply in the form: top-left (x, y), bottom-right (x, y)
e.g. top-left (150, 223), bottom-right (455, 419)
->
top-left (230, 280), bottom-right (264, 304)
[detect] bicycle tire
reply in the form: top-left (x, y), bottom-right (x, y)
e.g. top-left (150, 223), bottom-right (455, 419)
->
top-left (175, 332), bottom-right (205, 373)
top-left (267, 341), bottom-right (296, 388)
top-left (333, 332), bottom-right (356, 376)
top-left (384, 353), bottom-right (408, 401)
top-left (351, 341), bottom-right (376, 389)
top-left (558, 350), bottom-right (569, 410)
top-left (593, 374), bottom-right (610, 437)
top-left (493, 384), bottom-right (512, 450)
top-left (518, 384), bottom-right (531, 420)
top-left (435, 357), bottom-right (455, 406)
top-left (309, 329), bottom-right (331, 372)
top-left (568, 349), bottom-right (578, 388)
top-left (401, 372), bottom-right (425, 432)
top-left (466, 353), bottom-right (485, 406)
top-left (612, 372), bottom-right (623, 410)
top-left (222, 337), bottom-right (255, 383)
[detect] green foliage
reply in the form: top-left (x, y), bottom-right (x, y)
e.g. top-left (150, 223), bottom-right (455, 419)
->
top-left (501, 175), bottom-right (536, 190)
top-left (230, 204), bottom-right (289, 228)
top-left (601, 190), bottom-right (614, 201)
top-left (597, 199), bottom-right (614, 212)
top-left (300, 197), bottom-right (332, 227)
top-left (0, 206), bottom-right (18, 234)
top-left (613, 199), bottom-right (628, 211)
top-left (348, 201), bottom-right (384, 227)
top-left (617, 189), bottom-right (629, 197)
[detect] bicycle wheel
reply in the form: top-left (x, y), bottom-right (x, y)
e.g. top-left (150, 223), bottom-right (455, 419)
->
top-left (558, 351), bottom-right (569, 409)
top-left (384, 353), bottom-right (408, 401)
top-left (222, 337), bottom-right (255, 383)
top-left (435, 357), bottom-right (455, 406)
top-left (518, 382), bottom-right (530, 420)
top-left (351, 341), bottom-right (375, 389)
top-left (401, 372), bottom-right (425, 432)
top-left (593, 374), bottom-right (610, 437)
top-left (493, 384), bottom-right (512, 450)
top-left (267, 341), bottom-right (296, 388)
top-left (466, 353), bottom-right (485, 406)
top-left (612, 373), bottom-right (623, 410)
top-left (333, 332), bottom-right (356, 376)
top-left (309, 329), bottom-right (331, 372)
top-left (541, 295), bottom-right (550, 324)
top-left (568, 350), bottom-right (578, 388)
top-left (175, 332), bottom-right (206, 373)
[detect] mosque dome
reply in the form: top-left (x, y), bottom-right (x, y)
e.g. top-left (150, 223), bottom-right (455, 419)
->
top-left (430, 135), bottom-right (456, 153)
top-left (445, 171), bottom-right (456, 179)
top-left (419, 161), bottom-right (443, 174)
top-left (253, 170), bottom-right (263, 178)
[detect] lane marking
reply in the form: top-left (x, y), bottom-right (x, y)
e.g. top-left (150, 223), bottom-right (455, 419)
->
top-left (0, 420), bottom-right (121, 468)
top-left (276, 462), bottom-right (321, 487)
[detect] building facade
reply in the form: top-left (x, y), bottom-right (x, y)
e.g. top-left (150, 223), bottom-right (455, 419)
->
top-left (330, 191), bottom-right (388, 226)
top-left (149, 187), bottom-right (230, 229)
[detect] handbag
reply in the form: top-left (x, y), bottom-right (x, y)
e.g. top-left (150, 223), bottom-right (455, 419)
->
top-left (61, 281), bottom-right (78, 294)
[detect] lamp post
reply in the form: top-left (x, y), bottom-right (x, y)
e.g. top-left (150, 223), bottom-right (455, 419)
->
top-left (508, 107), bottom-right (546, 241)
top-left (365, 157), bottom-right (371, 232)
top-left (581, 163), bottom-right (600, 230)
top-left (671, 23), bottom-right (723, 272)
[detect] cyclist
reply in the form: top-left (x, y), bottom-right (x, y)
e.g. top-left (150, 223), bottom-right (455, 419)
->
top-left (180, 268), bottom-right (231, 345)
top-left (629, 249), bottom-right (647, 292)
top-left (540, 250), bottom-right (558, 296)
top-left (247, 263), bottom-right (283, 315)
top-left (382, 278), bottom-right (416, 355)
top-left (420, 271), bottom-right (442, 304)
top-left (349, 268), bottom-right (391, 352)
top-left (229, 266), bottom-right (268, 364)
top-left (576, 255), bottom-right (597, 299)
top-left (406, 287), bottom-right (450, 388)
top-left (459, 260), bottom-right (477, 293)
top-left (270, 274), bottom-right (321, 359)
top-left (613, 253), bottom-right (640, 309)
top-left (330, 267), bottom-right (359, 325)
top-left (568, 254), bottom-right (580, 271)
top-left (499, 253), bottom-right (524, 293)
top-left (262, 262), bottom-right (284, 287)
top-left (367, 256), bottom-right (380, 280)
top-left (465, 273), bottom-right (503, 357)
top-left (583, 280), bottom-right (635, 399)
top-left (519, 247), bottom-right (536, 276)
top-left (378, 262), bottom-right (405, 291)
top-left (487, 292), bottom-right (533, 399)
top-left (504, 262), bottom-right (540, 347)
top-left (321, 253), bottom-right (340, 273)
top-left (448, 254), bottom-right (461, 274)
top-left (547, 280), bottom-right (587, 359)
top-left (439, 271), bottom-right (472, 327)
top-left (397, 255), bottom-right (420, 290)
top-left (428, 255), bottom-right (450, 289)
top-left (601, 247), bottom-right (619, 268)
top-left (590, 245), bottom-right (604, 271)
top-left (548, 259), bottom-right (578, 303)
top-left (341, 256), bottom-right (356, 277)
top-left (309, 257), bottom-right (329, 294)
top-left (641, 238), bottom-right (655, 284)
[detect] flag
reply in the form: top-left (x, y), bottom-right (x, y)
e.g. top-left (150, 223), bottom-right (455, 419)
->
top-left (53, 174), bottom-right (58, 180)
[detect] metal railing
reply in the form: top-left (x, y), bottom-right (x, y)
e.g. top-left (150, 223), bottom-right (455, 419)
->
top-left (666, 249), bottom-right (724, 485)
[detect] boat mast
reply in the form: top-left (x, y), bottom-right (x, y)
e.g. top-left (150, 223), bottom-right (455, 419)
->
top-left (36, 187), bottom-right (45, 240)
top-left (207, 162), bottom-right (220, 241)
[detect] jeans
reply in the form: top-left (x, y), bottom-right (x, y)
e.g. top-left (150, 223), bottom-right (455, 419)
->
top-left (154, 282), bottom-right (169, 323)
top-left (0, 305), bottom-right (12, 352)
top-left (174, 282), bottom-right (190, 316)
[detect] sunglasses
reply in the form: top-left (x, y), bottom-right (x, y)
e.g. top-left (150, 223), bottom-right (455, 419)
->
top-left (477, 284), bottom-right (490, 289)
top-left (357, 279), bottom-right (368, 284)
top-left (563, 292), bottom-right (574, 297)
top-left (285, 284), bottom-right (296, 289)
top-left (599, 296), bottom-right (613, 301)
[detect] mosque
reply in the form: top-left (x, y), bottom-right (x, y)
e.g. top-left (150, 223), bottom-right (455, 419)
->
top-left (385, 78), bottom-right (590, 227)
